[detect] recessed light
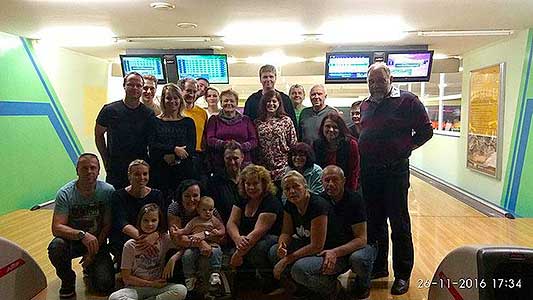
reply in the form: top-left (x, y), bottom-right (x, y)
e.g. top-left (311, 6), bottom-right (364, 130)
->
top-left (177, 22), bottom-right (198, 29)
top-left (150, 2), bottom-right (175, 10)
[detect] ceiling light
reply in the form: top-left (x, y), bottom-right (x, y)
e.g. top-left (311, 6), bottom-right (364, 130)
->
top-left (245, 50), bottom-right (304, 66)
top-left (319, 16), bottom-right (410, 44)
top-left (118, 36), bottom-right (214, 42)
top-left (36, 26), bottom-right (115, 47)
top-left (177, 22), bottom-right (197, 29)
top-left (417, 30), bottom-right (514, 37)
top-left (150, 2), bottom-right (175, 10)
top-left (219, 21), bottom-right (304, 45)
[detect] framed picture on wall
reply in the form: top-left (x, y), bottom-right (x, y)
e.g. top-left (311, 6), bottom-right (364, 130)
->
top-left (466, 63), bottom-right (505, 179)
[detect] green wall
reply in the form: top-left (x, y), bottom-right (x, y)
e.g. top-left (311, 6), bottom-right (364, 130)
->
top-left (0, 32), bottom-right (109, 215)
top-left (411, 29), bottom-right (533, 216)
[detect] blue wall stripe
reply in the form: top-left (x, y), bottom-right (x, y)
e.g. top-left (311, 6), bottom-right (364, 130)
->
top-left (19, 37), bottom-right (82, 156)
top-left (0, 101), bottom-right (79, 164)
top-left (507, 99), bottom-right (533, 212)
top-left (504, 36), bottom-right (533, 209)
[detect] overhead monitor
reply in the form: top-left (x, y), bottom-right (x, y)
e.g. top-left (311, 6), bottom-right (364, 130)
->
top-left (386, 50), bottom-right (434, 82)
top-left (175, 54), bottom-right (229, 84)
top-left (325, 52), bottom-right (373, 83)
top-left (120, 55), bottom-right (167, 84)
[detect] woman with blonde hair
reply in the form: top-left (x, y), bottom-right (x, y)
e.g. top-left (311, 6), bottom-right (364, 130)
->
top-left (148, 83), bottom-right (196, 197)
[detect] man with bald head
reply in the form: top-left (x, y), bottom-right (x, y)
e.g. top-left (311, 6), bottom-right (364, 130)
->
top-left (299, 84), bottom-right (335, 146)
top-left (359, 63), bottom-right (433, 295)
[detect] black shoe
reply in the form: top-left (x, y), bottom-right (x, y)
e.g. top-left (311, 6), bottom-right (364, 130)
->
top-left (352, 287), bottom-right (370, 299)
top-left (59, 285), bottom-right (76, 299)
top-left (371, 270), bottom-right (389, 280)
top-left (391, 278), bottom-right (409, 295)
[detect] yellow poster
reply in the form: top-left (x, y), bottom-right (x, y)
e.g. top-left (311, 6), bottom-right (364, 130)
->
top-left (467, 64), bottom-right (503, 178)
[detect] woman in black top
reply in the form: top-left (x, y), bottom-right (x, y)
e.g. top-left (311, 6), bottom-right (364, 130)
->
top-left (110, 159), bottom-right (167, 263)
top-left (148, 83), bottom-right (196, 198)
top-left (226, 164), bottom-right (282, 289)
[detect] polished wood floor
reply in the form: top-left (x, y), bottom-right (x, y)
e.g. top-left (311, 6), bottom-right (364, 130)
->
top-left (1, 175), bottom-right (532, 300)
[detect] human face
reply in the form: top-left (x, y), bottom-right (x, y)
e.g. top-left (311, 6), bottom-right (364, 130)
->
top-left (224, 149), bottom-right (243, 173)
top-left (244, 176), bottom-right (264, 200)
top-left (128, 164), bottom-right (149, 188)
top-left (124, 74), bottom-right (143, 100)
top-left (367, 68), bottom-right (391, 99)
top-left (322, 170), bottom-right (345, 200)
top-left (206, 89), bottom-right (220, 107)
top-left (265, 96), bottom-right (280, 114)
top-left (164, 90), bottom-right (181, 114)
top-left (292, 153), bottom-right (307, 170)
top-left (310, 86), bottom-right (326, 111)
top-left (350, 106), bottom-right (361, 125)
top-left (283, 178), bottom-right (307, 205)
top-left (290, 87), bottom-right (304, 107)
top-left (196, 79), bottom-right (208, 98)
top-left (142, 80), bottom-right (156, 102)
top-left (182, 185), bottom-right (201, 212)
top-left (323, 118), bottom-right (340, 142)
top-left (221, 94), bottom-right (237, 115)
top-left (260, 71), bottom-right (276, 90)
top-left (182, 81), bottom-right (197, 105)
top-left (77, 156), bottom-right (100, 184)
top-left (197, 201), bottom-right (214, 221)
top-left (140, 211), bottom-right (159, 234)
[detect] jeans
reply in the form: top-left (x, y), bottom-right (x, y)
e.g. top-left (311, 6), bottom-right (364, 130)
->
top-left (182, 245), bottom-right (223, 277)
top-left (47, 237), bottom-right (115, 293)
top-left (230, 234), bottom-right (277, 277)
top-left (362, 160), bottom-right (413, 280)
top-left (269, 242), bottom-right (376, 297)
top-left (108, 283), bottom-right (187, 300)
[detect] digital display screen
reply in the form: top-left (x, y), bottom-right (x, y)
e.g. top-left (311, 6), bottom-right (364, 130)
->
top-left (120, 55), bottom-right (166, 83)
top-left (386, 51), bottom-right (433, 82)
top-left (175, 54), bottom-right (229, 84)
top-left (325, 52), bottom-right (372, 83)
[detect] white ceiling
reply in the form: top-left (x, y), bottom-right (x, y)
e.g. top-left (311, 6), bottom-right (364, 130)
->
top-left (1, 0), bottom-right (532, 99)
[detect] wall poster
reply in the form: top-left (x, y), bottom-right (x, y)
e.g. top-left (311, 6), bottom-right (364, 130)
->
top-left (466, 63), bottom-right (505, 178)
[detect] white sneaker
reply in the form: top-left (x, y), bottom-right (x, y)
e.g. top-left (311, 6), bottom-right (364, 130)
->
top-left (185, 277), bottom-right (197, 291)
top-left (209, 272), bottom-right (221, 286)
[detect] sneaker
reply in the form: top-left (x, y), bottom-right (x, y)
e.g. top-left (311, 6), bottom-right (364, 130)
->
top-left (209, 273), bottom-right (221, 286)
top-left (185, 277), bottom-right (197, 291)
top-left (59, 285), bottom-right (76, 299)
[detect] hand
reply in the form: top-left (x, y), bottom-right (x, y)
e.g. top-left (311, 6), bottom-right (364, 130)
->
top-left (230, 252), bottom-right (244, 268)
top-left (162, 252), bottom-right (182, 279)
top-left (170, 225), bottom-right (183, 238)
top-left (174, 146), bottom-right (189, 159)
top-left (211, 229), bottom-right (220, 236)
top-left (135, 233), bottom-right (159, 256)
top-left (277, 241), bottom-right (287, 258)
top-left (79, 254), bottom-right (94, 269)
top-left (199, 241), bottom-right (212, 256)
top-left (273, 258), bottom-right (289, 280)
top-left (236, 236), bottom-right (250, 251)
top-left (163, 154), bottom-right (176, 166)
top-left (151, 279), bottom-right (167, 288)
top-left (320, 250), bottom-right (337, 275)
top-left (81, 232), bottom-right (99, 256)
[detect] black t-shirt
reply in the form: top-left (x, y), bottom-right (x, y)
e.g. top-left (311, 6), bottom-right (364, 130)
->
top-left (284, 193), bottom-right (332, 245)
top-left (96, 100), bottom-right (154, 170)
top-left (205, 171), bottom-right (239, 224)
top-left (148, 117), bottom-right (196, 167)
top-left (110, 188), bottom-right (167, 245)
top-left (320, 190), bottom-right (366, 249)
top-left (235, 193), bottom-right (283, 236)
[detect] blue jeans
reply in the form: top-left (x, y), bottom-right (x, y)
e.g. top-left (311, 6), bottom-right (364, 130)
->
top-left (269, 243), bottom-right (376, 297)
top-left (47, 237), bottom-right (115, 293)
top-left (182, 245), bottom-right (222, 277)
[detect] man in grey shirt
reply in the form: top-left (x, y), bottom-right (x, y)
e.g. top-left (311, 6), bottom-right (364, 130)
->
top-left (299, 84), bottom-right (335, 146)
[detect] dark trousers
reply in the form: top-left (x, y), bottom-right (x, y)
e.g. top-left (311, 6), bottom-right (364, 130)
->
top-left (47, 237), bottom-right (115, 293)
top-left (361, 159), bottom-right (413, 280)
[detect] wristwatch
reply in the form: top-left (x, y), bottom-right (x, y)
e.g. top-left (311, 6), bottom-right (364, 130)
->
top-left (77, 230), bottom-right (86, 240)
top-left (204, 230), bottom-right (211, 238)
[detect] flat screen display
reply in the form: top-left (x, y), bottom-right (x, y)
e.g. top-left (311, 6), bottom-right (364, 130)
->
top-left (325, 52), bottom-right (372, 83)
top-left (120, 55), bottom-right (166, 84)
top-left (386, 50), bottom-right (434, 82)
top-left (175, 54), bottom-right (229, 84)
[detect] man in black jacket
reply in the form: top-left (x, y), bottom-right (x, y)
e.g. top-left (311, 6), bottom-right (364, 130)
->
top-left (243, 64), bottom-right (297, 126)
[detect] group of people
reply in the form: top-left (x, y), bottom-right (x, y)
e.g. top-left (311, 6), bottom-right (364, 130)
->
top-left (47, 62), bottom-right (433, 300)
